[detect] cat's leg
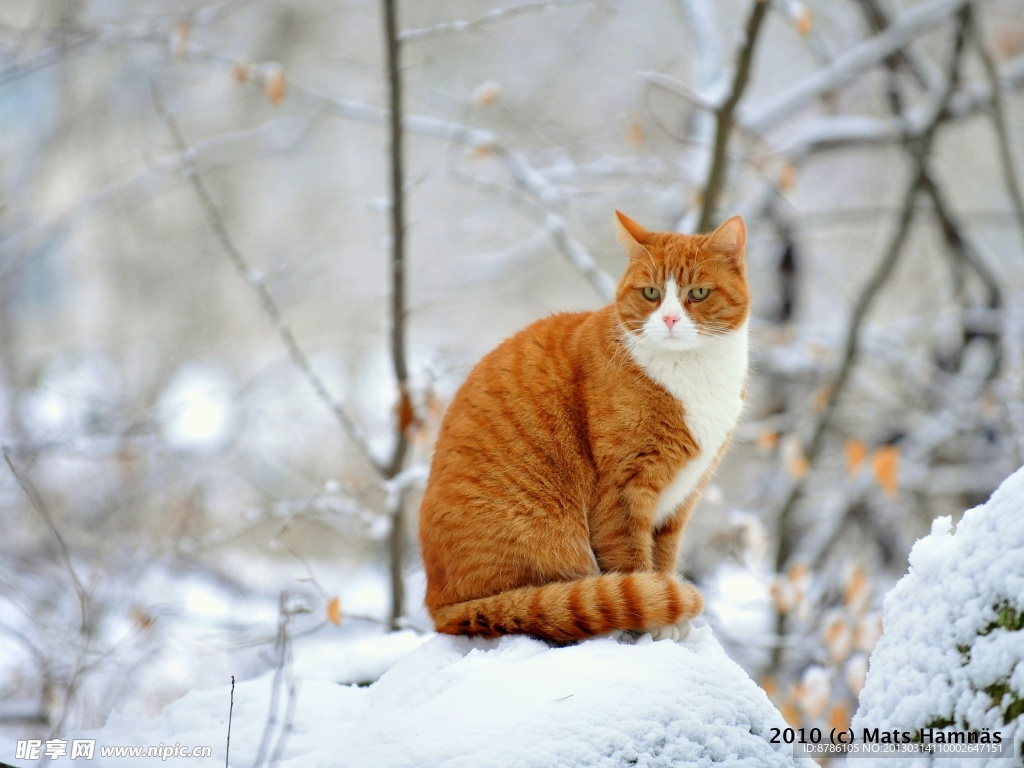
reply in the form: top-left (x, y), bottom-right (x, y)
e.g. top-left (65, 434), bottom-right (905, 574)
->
top-left (649, 499), bottom-right (703, 641)
top-left (652, 497), bottom-right (698, 572)
top-left (588, 483), bottom-right (658, 573)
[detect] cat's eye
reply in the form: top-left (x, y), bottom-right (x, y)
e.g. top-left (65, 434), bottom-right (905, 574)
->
top-left (688, 287), bottom-right (711, 302)
top-left (642, 286), bottom-right (661, 301)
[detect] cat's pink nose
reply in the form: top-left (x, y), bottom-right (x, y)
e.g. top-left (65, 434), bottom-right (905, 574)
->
top-left (663, 313), bottom-right (680, 330)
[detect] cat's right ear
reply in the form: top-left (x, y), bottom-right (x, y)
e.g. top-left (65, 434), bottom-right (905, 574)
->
top-left (615, 210), bottom-right (652, 263)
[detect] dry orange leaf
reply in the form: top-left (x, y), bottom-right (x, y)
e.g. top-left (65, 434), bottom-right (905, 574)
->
top-left (170, 22), bottom-right (190, 59)
top-left (823, 613), bottom-right (853, 665)
top-left (761, 675), bottom-right (778, 700)
top-left (788, 456), bottom-right (809, 478)
top-left (845, 654), bottom-right (868, 696)
top-left (844, 564), bottom-right (869, 613)
top-left (794, 5), bottom-right (813, 37)
top-left (757, 431), bottom-right (779, 451)
top-left (796, 666), bottom-right (831, 720)
top-left (780, 699), bottom-right (802, 728)
top-left (627, 120), bottom-right (646, 146)
top-left (812, 385), bottom-right (834, 413)
top-left (233, 59), bottom-right (251, 84)
top-left (781, 434), bottom-right (807, 478)
top-left (995, 28), bottom-right (1024, 58)
top-left (854, 612), bottom-right (883, 653)
top-left (872, 445), bottom-right (900, 498)
top-left (778, 161), bottom-right (796, 191)
top-left (397, 385), bottom-right (417, 435)
top-left (845, 439), bottom-right (867, 477)
top-left (769, 579), bottom-right (792, 614)
top-left (829, 702), bottom-right (850, 732)
top-left (327, 596), bottom-right (342, 626)
top-left (787, 562), bottom-right (808, 586)
top-left (264, 62), bottom-right (286, 105)
top-left (471, 80), bottom-right (502, 107)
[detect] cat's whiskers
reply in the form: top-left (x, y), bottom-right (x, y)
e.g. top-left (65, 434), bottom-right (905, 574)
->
top-left (607, 327), bottom-right (649, 371)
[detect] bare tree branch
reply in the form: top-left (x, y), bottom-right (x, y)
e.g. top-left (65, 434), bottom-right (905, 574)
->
top-left (697, 0), bottom-right (771, 232)
top-left (969, 7), bottom-right (1024, 255)
top-left (3, 449), bottom-right (88, 635)
top-left (767, 5), bottom-right (971, 675)
top-left (383, 0), bottom-right (411, 482)
top-left (149, 84), bottom-right (384, 476)
top-left (383, 0), bottom-right (410, 630)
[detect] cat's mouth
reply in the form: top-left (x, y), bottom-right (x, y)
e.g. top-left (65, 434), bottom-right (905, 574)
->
top-left (646, 328), bottom-right (704, 351)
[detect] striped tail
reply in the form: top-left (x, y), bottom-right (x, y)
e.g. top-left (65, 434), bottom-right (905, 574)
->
top-left (431, 572), bottom-right (703, 643)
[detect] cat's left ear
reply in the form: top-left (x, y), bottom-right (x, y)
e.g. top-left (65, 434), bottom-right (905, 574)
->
top-left (704, 216), bottom-right (746, 270)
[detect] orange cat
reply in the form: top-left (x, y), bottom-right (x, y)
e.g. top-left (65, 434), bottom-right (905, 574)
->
top-left (418, 212), bottom-right (749, 642)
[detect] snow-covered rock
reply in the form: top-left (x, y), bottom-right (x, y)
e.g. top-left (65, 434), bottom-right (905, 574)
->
top-left (853, 466), bottom-right (1024, 766)
top-left (4, 626), bottom-right (811, 767)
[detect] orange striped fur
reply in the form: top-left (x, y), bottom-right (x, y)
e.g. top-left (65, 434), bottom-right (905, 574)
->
top-left (419, 212), bottom-right (750, 642)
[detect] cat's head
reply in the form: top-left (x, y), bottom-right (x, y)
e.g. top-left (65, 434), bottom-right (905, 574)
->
top-left (613, 211), bottom-right (750, 352)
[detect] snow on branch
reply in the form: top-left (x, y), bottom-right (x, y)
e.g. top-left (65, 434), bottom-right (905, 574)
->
top-left (970, 17), bottom-right (1024, 255)
top-left (399, 0), bottom-right (592, 44)
top-left (0, 116), bottom-right (317, 278)
top-left (744, 0), bottom-right (968, 134)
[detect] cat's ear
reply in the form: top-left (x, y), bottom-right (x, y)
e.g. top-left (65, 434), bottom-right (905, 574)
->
top-left (704, 215), bottom-right (746, 270)
top-left (614, 210), bottom-right (652, 262)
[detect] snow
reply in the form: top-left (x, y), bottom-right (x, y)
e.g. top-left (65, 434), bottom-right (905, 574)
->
top-left (852, 465), bottom-right (1024, 766)
top-left (2, 626), bottom-right (812, 767)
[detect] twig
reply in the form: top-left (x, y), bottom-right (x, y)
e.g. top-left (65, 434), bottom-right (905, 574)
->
top-left (267, 677), bottom-right (298, 768)
top-left (400, 0), bottom-right (591, 43)
top-left (920, 170), bottom-right (1002, 377)
top-left (3, 449), bottom-right (88, 634)
top-left (640, 70), bottom-right (722, 114)
top-left (225, 675), bottom-right (234, 768)
top-left (970, 8), bottom-right (1024, 255)
top-left (253, 592), bottom-right (298, 768)
top-left (697, 0), bottom-right (771, 232)
top-left (149, 83), bottom-right (384, 476)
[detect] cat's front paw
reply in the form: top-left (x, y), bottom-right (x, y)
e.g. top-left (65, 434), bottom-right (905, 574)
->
top-left (649, 619), bottom-right (692, 642)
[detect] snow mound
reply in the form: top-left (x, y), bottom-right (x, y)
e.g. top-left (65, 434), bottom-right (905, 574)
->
top-left (23, 626), bottom-right (809, 767)
top-left (853, 466), bottom-right (1024, 766)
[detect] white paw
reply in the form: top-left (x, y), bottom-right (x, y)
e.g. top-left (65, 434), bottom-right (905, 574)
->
top-left (649, 619), bottom-right (692, 642)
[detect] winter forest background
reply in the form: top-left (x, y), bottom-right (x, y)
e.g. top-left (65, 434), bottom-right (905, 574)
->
top-left (1, 0), bottom-right (1023, 752)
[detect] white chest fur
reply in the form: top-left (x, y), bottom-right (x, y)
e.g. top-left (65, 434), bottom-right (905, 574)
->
top-left (630, 322), bottom-right (749, 527)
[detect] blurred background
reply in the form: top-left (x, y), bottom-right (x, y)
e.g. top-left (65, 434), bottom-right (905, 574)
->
top-left (1, 0), bottom-right (1022, 744)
